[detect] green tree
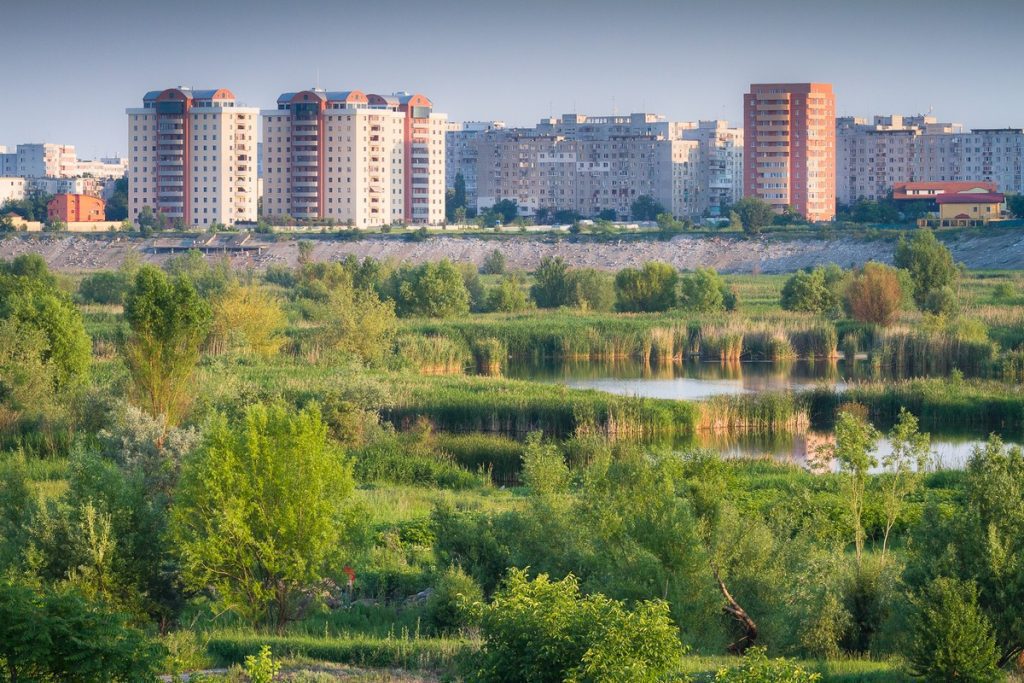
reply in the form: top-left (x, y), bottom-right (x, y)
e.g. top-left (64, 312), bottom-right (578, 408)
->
top-left (136, 205), bottom-right (160, 234)
top-left (1006, 193), bottom-right (1024, 219)
top-left (780, 265), bottom-right (847, 316)
top-left (731, 197), bottom-right (775, 235)
top-left (566, 268), bottom-right (615, 312)
top-left (388, 260), bottom-right (470, 318)
top-left (171, 403), bottom-right (357, 631)
top-left (530, 256), bottom-right (571, 308)
top-left (0, 255), bottom-right (91, 395)
top-left (486, 274), bottom-right (530, 313)
top-left (908, 578), bottom-right (1000, 682)
top-left (880, 408), bottom-right (931, 554)
top-left (297, 239), bottom-right (315, 265)
top-left (894, 230), bottom-right (960, 312)
top-left (471, 569), bottom-right (682, 683)
top-left (312, 277), bottom-right (397, 365)
top-left (490, 199), bottom-right (519, 224)
top-left (614, 261), bottom-right (678, 312)
top-left (845, 262), bottom-right (904, 326)
top-left (122, 265), bottom-right (211, 425)
top-left (630, 195), bottom-right (666, 221)
top-left (817, 411), bottom-right (879, 564)
top-left (426, 565), bottom-right (484, 634)
top-left (104, 177), bottom-right (128, 221)
top-left (908, 436), bottom-right (1024, 666)
top-left (78, 270), bottom-right (130, 305)
top-left (480, 249), bottom-right (507, 275)
top-left (446, 173), bottom-right (467, 222)
top-left (680, 267), bottom-right (732, 313)
top-left (0, 579), bottom-right (164, 683)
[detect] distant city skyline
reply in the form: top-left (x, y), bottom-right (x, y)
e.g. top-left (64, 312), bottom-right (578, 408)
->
top-left (4, 0), bottom-right (1024, 158)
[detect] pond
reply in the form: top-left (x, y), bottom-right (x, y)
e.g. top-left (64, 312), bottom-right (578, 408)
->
top-left (506, 358), bottom-right (1023, 469)
top-left (505, 358), bottom-right (855, 401)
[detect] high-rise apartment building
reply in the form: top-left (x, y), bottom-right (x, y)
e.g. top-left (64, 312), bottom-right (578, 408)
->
top-left (446, 121), bottom-right (505, 211)
top-left (127, 87), bottom-right (258, 227)
top-left (681, 120), bottom-right (744, 215)
top-left (14, 143), bottom-right (78, 179)
top-left (837, 115), bottom-right (1024, 202)
top-left (744, 83), bottom-right (836, 221)
top-left (469, 113), bottom-right (708, 220)
top-left (262, 89), bottom-right (446, 228)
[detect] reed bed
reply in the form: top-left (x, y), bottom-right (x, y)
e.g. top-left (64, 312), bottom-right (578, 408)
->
top-left (806, 378), bottom-right (1024, 433)
top-left (394, 334), bottom-right (468, 375)
top-left (869, 330), bottom-right (997, 378)
top-left (411, 313), bottom-right (843, 367)
top-left (695, 392), bottom-right (809, 433)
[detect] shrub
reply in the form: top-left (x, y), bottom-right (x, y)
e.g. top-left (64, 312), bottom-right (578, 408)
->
top-left (531, 256), bottom-right (571, 308)
top-left (566, 268), bottom-right (615, 312)
top-left (480, 249), bottom-right (507, 275)
top-left (907, 578), bottom-right (1000, 682)
top-left (426, 565), bottom-right (484, 634)
top-left (470, 569), bottom-right (682, 683)
top-left (485, 275), bottom-right (529, 313)
top-left (78, 270), bottom-right (130, 305)
top-left (731, 197), bottom-right (775, 235)
top-left (714, 647), bottom-right (821, 682)
top-left (894, 230), bottom-right (959, 310)
top-left (780, 265), bottom-right (846, 316)
top-left (386, 260), bottom-right (470, 318)
top-left (844, 262), bottom-right (903, 326)
top-left (614, 261), bottom-right (678, 312)
top-left (679, 267), bottom-right (730, 313)
top-left (244, 645), bottom-right (281, 683)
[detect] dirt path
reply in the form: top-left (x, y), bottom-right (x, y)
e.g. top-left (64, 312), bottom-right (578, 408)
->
top-left (3, 230), bottom-right (1023, 274)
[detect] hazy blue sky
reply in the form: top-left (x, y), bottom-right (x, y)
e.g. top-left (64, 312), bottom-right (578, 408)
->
top-left (4, 0), bottom-right (1023, 158)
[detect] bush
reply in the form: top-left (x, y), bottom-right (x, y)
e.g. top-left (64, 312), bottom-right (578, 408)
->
top-left (780, 265), bottom-right (846, 316)
top-left (530, 256), bottom-right (571, 308)
top-left (78, 270), bottom-right (130, 305)
top-left (426, 565), bottom-right (484, 634)
top-left (386, 260), bottom-right (470, 318)
top-left (480, 249), bottom-right (507, 275)
top-left (485, 275), bottom-right (529, 313)
top-left (907, 578), bottom-right (1000, 682)
top-left (566, 268), bottom-right (615, 312)
top-left (614, 261), bottom-right (678, 312)
top-left (894, 230), bottom-right (959, 311)
top-left (470, 569), bottom-right (682, 683)
top-left (731, 197), bottom-right (775, 235)
top-left (714, 647), bottom-right (821, 682)
top-left (844, 262), bottom-right (903, 326)
top-left (679, 267), bottom-right (731, 313)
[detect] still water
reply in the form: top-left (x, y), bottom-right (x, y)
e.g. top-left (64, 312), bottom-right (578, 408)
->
top-left (506, 359), bottom-right (1022, 469)
top-left (505, 358), bottom-right (852, 401)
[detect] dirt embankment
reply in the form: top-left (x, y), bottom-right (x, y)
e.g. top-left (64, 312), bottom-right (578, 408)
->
top-left (2, 230), bottom-right (1023, 274)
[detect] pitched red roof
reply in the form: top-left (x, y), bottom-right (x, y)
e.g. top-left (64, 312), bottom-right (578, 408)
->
top-left (892, 181), bottom-right (999, 200)
top-left (934, 193), bottom-right (1005, 204)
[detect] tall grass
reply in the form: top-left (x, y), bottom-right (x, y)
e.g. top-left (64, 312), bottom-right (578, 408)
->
top-left (695, 392), bottom-right (809, 433)
top-left (870, 329), bottom-right (997, 378)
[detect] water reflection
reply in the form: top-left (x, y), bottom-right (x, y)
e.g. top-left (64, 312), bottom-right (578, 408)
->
top-left (506, 358), bottom-right (854, 401)
top-left (683, 430), bottom-right (1020, 472)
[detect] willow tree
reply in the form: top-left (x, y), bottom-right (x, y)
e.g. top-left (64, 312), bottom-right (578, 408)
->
top-left (122, 266), bottom-right (210, 425)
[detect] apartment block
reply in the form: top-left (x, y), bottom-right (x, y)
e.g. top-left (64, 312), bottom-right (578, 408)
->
top-left (0, 177), bottom-right (26, 205)
top-left (262, 89), bottom-right (446, 228)
top-left (470, 113), bottom-right (707, 220)
top-left (127, 87), bottom-right (258, 227)
top-left (47, 194), bottom-right (105, 222)
top-left (837, 115), bottom-right (1024, 202)
top-left (13, 143), bottom-right (78, 179)
top-left (681, 120), bottom-right (744, 215)
top-left (446, 121), bottom-right (505, 210)
top-left (744, 83), bottom-right (836, 221)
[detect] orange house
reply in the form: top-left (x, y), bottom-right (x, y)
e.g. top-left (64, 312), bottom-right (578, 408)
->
top-left (47, 194), bottom-right (105, 223)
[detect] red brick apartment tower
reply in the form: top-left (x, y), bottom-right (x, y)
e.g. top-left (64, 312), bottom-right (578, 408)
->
top-left (398, 93), bottom-right (436, 224)
top-left (744, 83), bottom-right (835, 221)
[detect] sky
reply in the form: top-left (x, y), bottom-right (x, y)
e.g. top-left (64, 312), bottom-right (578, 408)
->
top-left (3, 0), bottom-right (1024, 158)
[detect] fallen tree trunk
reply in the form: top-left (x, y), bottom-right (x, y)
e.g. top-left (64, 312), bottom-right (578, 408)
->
top-left (712, 563), bottom-right (758, 654)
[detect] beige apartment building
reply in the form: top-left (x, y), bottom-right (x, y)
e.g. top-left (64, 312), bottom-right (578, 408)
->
top-left (262, 89), bottom-right (446, 228)
top-left (127, 87), bottom-right (258, 227)
top-left (837, 115), bottom-right (1024, 203)
top-left (744, 83), bottom-right (836, 221)
top-left (0, 177), bottom-right (26, 205)
top-left (446, 121), bottom-right (505, 211)
top-left (681, 120), bottom-right (744, 215)
top-left (471, 113), bottom-right (706, 220)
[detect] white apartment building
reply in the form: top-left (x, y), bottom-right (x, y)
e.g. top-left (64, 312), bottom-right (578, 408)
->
top-left (446, 121), bottom-right (505, 210)
top-left (472, 113), bottom-right (710, 220)
top-left (127, 87), bottom-right (258, 227)
top-left (262, 89), bottom-right (446, 228)
top-left (837, 115), bottom-right (1024, 203)
top-left (74, 157), bottom-right (129, 179)
top-left (12, 143), bottom-right (78, 179)
top-left (681, 120), bottom-right (744, 215)
top-left (0, 177), bottom-right (26, 205)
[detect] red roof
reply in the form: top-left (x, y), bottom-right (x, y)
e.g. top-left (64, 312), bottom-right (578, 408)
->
top-left (934, 193), bottom-right (1004, 204)
top-left (892, 181), bottom-right (999, 200)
